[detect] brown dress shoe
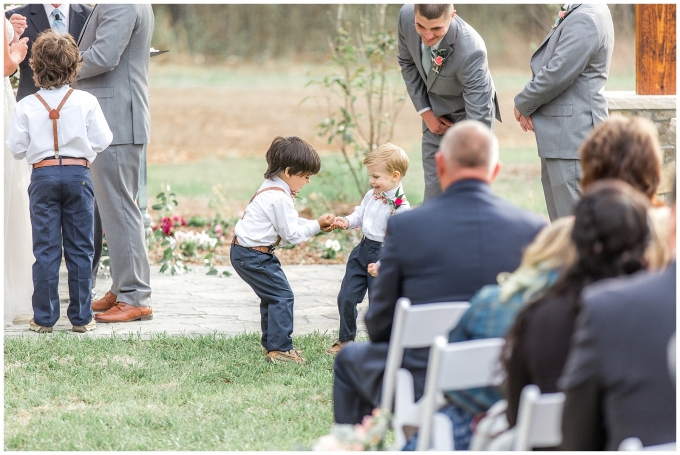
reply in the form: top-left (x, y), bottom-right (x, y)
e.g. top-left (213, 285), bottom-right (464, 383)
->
top-left (94, 302), bottom-right (153, 323)
top-left (92, 291), bottom-right (117, 312)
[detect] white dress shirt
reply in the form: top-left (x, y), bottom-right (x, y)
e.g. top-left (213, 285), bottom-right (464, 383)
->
top-left (6, 85), bottom-right (113, 164)
top-left (234, 176), bottom-right (321, 248)
top-left (344, 185), bottom-right (411, 243)
top-left (44, 4), bottom-right (70, 31)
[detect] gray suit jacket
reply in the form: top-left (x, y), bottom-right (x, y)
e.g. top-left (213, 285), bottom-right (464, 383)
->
top-left (515, 4), bottom-right (614, 159)
top-left (5, 3), bottom-right (92, 101)
top-left (398, 4), bottom-right (501, 131)
top-left (559, 262), bottom-right (676, 450)
top-left (74, 4), bottom-right (153, 146)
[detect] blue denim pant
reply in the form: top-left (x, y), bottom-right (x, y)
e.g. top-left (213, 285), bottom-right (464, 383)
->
top-left (28, 164), bottom-right (95, 327)
top-left (230, 244), bottom-right (294, 352)
top-left (336, 237), bottom-right (381, 341)
top-left (402, 403), bottom-right (475, 451)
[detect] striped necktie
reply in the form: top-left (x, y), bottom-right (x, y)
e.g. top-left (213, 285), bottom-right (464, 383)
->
top-left (422, 45), bottom-right (432, 74)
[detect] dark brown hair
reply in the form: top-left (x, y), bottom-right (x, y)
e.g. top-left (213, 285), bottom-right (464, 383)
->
top-left (415, 4), bottom-right (455, 20)
top-left (501, 179), bottom-right (650, 379)
top-left (30, 29), bottom-right (82, 89)
top-left (264, 136), bottom-right (321, 180)
top-left (580, 116), bottom-right (662, 206)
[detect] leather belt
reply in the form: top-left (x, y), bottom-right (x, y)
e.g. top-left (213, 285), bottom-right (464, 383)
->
top-left (33, 158), bottom-right (90, 169)
top-left (232, 236), bottom-right (273, 254)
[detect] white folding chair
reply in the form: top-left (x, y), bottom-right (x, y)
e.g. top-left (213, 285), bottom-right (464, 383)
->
top-left (512, 384), bottom-right (565, 450)
top-left (379, 298), bottom-right (469, 447)
top-left (415, 336), bottom-right (506, 451)
top-left (619, 437), bottom-right (677, 451)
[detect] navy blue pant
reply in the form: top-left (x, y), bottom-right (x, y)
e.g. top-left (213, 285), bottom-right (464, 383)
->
top-left (28, 164), bottom-right (95, 327)
top-left (336, 237), bottom-right (381, 342)
top-left (230, 244), bottom-right (294, 352)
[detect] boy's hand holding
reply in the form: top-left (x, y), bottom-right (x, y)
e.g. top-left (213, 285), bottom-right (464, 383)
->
top-left (367, 262), bottom-right (379, 277)
top-left (332, 217), bottom-right (350, 230)
top-left (318, 214), bottom-right (335, 232)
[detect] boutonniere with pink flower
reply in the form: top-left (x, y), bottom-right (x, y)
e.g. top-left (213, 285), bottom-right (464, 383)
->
top-left (431, 48), bottom-right (448, 74)
top-left (552, 5), bottom-right (572, 29)
top-left (380, 188), bottom-right (406, 215)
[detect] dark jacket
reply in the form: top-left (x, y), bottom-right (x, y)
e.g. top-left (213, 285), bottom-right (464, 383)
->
top-left (5, 4), bottom-right (92, 100)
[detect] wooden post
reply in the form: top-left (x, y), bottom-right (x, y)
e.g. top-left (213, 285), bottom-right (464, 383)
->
top-left (636, 4), bottom-right (676, 95)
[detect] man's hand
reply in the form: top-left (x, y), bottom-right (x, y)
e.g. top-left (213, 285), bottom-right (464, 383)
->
top-left (367, 262), bottom-right (379, 277)
top-left (514, 105), bottom-right (534, 132)
top-left (421, 110), bottom-right (453, 135)
top-left (9, 14), bottom-right (27, 44)
top-left (332, 217), bottom-right (349, 230)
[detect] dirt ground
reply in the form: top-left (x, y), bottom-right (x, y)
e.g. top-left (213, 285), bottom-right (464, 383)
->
top-left (145, 67), bottom-right (537, 164)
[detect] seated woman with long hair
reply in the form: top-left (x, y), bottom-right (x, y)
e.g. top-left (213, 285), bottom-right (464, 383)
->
top-left (580, 116), bottom-right (671, 269)
top-left (499, 180), bottom-right (651, 444)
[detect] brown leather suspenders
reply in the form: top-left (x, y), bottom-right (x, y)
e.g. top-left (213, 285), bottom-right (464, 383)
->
top-left (33, 88), bottom-right (75, 159)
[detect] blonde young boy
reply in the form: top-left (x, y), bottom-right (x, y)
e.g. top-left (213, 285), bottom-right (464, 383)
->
top-left (327, 143), bottom-right (410, 354)
top-left (230, 136), bottom-right (334, 365)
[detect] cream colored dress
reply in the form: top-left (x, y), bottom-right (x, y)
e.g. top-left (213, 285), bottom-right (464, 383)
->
top-left (4, 18), bottom-right (34, 326)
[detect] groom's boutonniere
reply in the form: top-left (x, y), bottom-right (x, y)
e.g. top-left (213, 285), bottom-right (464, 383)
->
top-left (552, 5), bottom-right (572, 29)
top-left (431, 48), bottom-right (448, 74)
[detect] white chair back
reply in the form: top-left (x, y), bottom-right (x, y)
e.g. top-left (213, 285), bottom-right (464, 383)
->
top-left (512, 384), bottom-right (565, 450)
top-left (619, 437), bottom-right (677, 451)
top-left (380, 297), bottom-right (470, 413)
top-left (416, 336), bottom-right (505, 451)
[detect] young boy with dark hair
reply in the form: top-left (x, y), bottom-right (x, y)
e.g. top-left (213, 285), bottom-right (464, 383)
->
top-left (5, 29), bottom-right (113, 333)
top-left (230, 136), bottom-right (335, 364)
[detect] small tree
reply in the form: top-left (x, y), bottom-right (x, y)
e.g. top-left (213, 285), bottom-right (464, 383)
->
top-left (307, 5), bottom-right (407, 198)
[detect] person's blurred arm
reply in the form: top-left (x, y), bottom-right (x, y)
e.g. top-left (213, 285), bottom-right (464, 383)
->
top-left (4, 31), bottom-right (27, 77)
top-left (558, 304), bottom-right (607, 450)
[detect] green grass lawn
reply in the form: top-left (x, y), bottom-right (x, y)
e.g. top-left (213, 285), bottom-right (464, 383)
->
top-left (4, 332), bottom-right (340, 451)
top-left (148, 143), bottom-right (548, 218)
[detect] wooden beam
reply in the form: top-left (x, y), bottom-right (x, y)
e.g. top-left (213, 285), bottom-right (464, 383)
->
top-left (636, 4), bottom-right (676, 95)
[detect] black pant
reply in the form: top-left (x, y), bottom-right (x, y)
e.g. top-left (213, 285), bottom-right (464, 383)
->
top-left (336, 237), bottom-right (381, 341)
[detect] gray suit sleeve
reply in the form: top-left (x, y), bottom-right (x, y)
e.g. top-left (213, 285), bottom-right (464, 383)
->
top-left (76, 5), bottom-right (137, 80)
top-left (460, 48), bottom-right (493, 126)
top-left (514, 13), bottom-right (601, 117)
top-left (397, 9), bottom-right (430, 113)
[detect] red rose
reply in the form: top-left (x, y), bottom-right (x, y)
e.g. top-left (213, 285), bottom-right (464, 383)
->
top-left (433, 56), bottom-right (444, 66)
top-left (395, 198), bottom-right (403, 206)
top-left (558, 10), bottom-right (567, 19)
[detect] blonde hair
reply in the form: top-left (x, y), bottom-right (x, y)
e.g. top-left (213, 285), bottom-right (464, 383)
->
top-left (498, 217), bottom-right (577, 302)
top-left (363, 143), bottom-right (410, 177)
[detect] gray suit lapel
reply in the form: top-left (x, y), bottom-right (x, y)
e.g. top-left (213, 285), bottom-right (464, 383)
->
top-left (426, 17), bottom-right (457, 92)
top-left (534, 4), bottom-right (582, 56)
top-left (77, 4), bottom-right (96, 46)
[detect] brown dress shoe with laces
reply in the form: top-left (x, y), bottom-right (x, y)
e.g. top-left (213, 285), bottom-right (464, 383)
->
top-left (92, 291), bottom-right (117, 312)
top-left (94, 302), bottom-right (153, 323)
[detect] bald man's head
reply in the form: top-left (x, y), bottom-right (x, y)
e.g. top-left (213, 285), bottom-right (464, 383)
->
top-left (436, 120), bottom-right (500, 189)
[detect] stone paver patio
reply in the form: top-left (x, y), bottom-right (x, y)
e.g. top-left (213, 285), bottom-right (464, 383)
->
top-left (4, 265), bottom-right (368, 339)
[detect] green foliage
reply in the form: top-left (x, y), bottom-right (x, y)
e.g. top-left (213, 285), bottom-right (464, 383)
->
top-left (204, 252), bottom-right (231, 277)
top-left (158, 237), bottom-right (190, 276)
top-left (306, 5), bottom-right (407, 199)
top-left (187, 216), bottom-right (208, 227)
top-left (4, 332), bottom-right (341, 451)
top-left (151, 185), bottom-right (178, 217)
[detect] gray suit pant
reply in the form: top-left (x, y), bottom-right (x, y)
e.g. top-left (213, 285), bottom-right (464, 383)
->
top-left (90, 144), bottom-right (152, 307)
top-left (422, 114), bottom-right (496, 201)
top-left (540, 157), bottom-right (582, 221)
